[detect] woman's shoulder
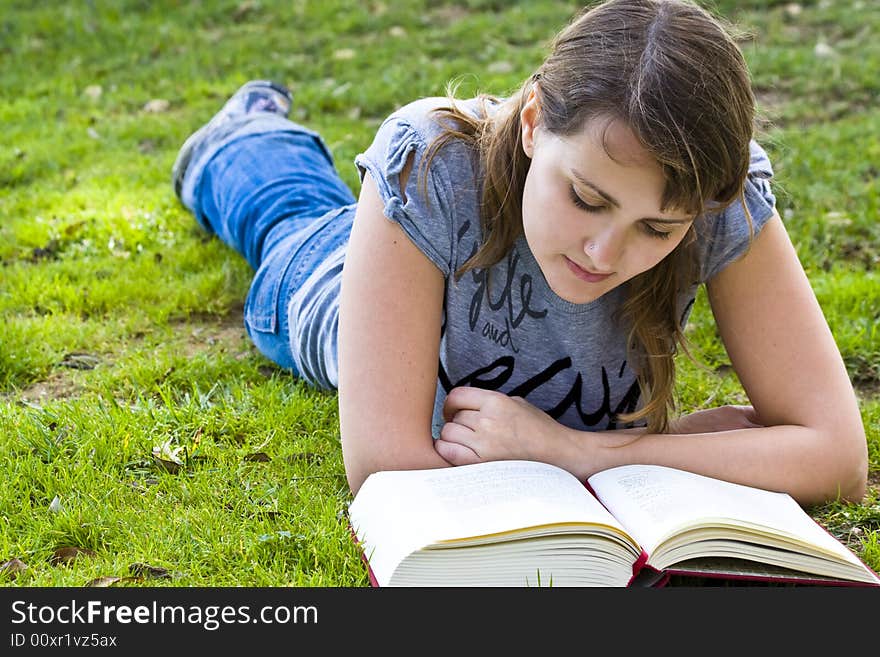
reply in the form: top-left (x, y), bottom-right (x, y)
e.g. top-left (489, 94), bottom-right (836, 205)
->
top-left (354, 97), bottom-right (493, 278)
top-left (356, 95), bottom-right (494, 194)
top-left (747, 138), bottom-right (773, 180)
top-left (692, 138), bottom-right (778, 282)
top-left (378, 95), bottom-right (498, 146)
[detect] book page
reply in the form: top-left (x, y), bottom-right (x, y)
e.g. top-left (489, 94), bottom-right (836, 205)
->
top-left (587, 464), bottom-right (858, 563)
top-left (349, 460), bottom-right (633, 585)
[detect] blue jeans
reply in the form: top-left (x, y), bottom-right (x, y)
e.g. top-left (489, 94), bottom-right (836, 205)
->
top-left (183, 116), bottom-right (356, 389)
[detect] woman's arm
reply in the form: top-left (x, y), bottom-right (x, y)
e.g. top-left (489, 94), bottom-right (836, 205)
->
top-left (696, 211), bottom-right (867, 502)
top-left (338, 170), bottom-right (451, 496)
top-left (438, 213), bottom-right (868, 505)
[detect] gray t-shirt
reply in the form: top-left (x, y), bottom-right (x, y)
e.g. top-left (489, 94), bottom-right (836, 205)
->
top-left (354, 97), bottom-right (777, 438)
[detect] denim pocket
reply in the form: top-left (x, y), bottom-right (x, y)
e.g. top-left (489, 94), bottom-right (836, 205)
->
top-left (245, 222), bottom-right (323, 335)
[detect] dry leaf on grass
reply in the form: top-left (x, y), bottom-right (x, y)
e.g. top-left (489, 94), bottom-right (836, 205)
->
top-left (129, 563), bottom-right (172, 579)
top-left (86, 575), bottom-right (143, 587)
top-left (50, 547), bottom-right (97, 566)
top-left (142, 98), bottom-right (170, 113)
top-left (48, 495), bottom-right (63, 513)
top-left (152, 438), bottom-right (184, 473)
top-left (233, 0), bottom-right (260, 22)
top-left (60, 353), bottom-right (100, 370)
top-left (1, 558), bottom-right (29, 580)
top-left (151, 456), bottom-right (181, 473)
top-left (285, 452), bottom-right (324, 465)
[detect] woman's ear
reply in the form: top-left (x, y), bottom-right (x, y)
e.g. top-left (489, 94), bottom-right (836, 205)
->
top-left (520, 87), bottom-right (541, 159)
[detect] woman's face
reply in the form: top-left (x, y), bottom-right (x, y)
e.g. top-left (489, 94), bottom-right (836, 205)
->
top-left (519, 92), bottom-right (694, 305)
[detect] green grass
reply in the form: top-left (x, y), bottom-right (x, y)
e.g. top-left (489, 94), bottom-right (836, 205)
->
top-left (1, 0), bottom-right (878, 586)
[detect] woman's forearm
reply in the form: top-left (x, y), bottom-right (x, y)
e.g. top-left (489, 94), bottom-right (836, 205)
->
top-left (343, 437), bottom-right (451, 496)
top-left (551, 422), bottom-right (867, 506)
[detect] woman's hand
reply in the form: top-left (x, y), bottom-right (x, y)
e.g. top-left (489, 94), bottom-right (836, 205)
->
top-left (435, 387), bottom-right (566, 466)
top-left (669, 405), bottom-right (764, 434)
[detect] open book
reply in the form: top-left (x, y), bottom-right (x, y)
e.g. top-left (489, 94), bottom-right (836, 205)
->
top-left (347, 460), bottom-right (880, 587)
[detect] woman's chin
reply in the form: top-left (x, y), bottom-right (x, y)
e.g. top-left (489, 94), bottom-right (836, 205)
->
top-left (547, 279), bottom-right (606, 305)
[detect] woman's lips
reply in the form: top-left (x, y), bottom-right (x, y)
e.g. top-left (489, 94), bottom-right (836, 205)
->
top-left (565, 257), bottom-right (613, 283)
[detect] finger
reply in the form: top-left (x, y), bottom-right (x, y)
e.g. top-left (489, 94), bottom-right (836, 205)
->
top-left (434, 439), bottom-right (481, 466)
top-left (439, 420), bottom-right (476, 448)
top-left (450, 409), bottom-right (482, 431)
top-left (442, 386), bottom-right (496, 422)
top-left (731, 405), bottom-right (762, 427)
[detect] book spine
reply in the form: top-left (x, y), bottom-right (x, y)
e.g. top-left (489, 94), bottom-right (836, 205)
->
top-left (626, 550), bottom-right (652, 586)
top-left (663, 568), bottom-right (880, 587)
top-left (348, 522), bottom-right (381, 588)
top-left (366, 561), bottom-right (379, 588)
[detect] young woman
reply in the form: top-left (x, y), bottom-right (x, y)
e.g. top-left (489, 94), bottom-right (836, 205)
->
top-left (172, 0), bottom-right (867, 503)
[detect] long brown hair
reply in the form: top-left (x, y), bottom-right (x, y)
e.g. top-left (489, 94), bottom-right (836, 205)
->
top-left (424, 0), bottom-right (756, 433)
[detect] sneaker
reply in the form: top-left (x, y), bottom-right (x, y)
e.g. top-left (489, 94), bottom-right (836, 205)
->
top-left (172, 80), bottom-right (293, 203)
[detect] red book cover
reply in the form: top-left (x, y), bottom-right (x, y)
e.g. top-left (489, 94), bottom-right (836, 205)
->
top-left (349, 523), bottom-right (380, 587)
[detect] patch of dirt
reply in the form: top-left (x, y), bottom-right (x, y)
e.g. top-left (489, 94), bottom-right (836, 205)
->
top-left (753, 87), bottom-right (872, 131)
top-left (853, 375), bottom-right (880, 400)
top-left (426, 5), bottom-right (471, 26)
top-left (16, 372), bottom-right (84, 404)
top-left (754, 88), bottom-right (790, 128)
top-left (171, 311), bottom-right (250, 360)
top-left (11, 310), bottom-right (254, 405)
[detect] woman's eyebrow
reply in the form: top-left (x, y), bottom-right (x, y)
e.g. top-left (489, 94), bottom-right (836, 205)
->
top-left (571, 169), bottom-right (692, 224)
top-left (572, 170), bottom-right (621, 207)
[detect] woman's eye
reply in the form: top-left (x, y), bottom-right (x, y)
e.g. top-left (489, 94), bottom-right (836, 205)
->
top-left (568, 184), bottom-right (677, 240)
top-left (642, 223), bottom-right (672, 240)
top-left (568, 186), bottom-right (604, 213)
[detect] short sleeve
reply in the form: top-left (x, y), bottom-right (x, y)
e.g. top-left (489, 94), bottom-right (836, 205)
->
top-left (354, 99), bottom-right (468, 277)
top-left (696, 140), bottom-right (778, 283)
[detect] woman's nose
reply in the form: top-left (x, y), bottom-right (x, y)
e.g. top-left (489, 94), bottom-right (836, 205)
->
top-left (584, 226), bottom-right (624, 272)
